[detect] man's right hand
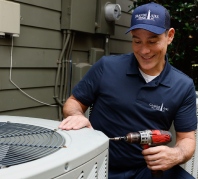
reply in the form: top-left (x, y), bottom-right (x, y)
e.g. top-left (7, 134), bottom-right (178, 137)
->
top-left (58, 115), bottom-right (93, 130)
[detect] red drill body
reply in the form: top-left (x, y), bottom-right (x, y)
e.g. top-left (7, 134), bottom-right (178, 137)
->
top-left (126, 130), bottom-right (172, 149)
top-left (110, 130), bottom-right (172, 178)
top-left (110, 130), bottom-right (172, 147)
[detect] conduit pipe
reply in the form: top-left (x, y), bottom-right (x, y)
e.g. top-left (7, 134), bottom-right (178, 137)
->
top-left (54, 30), bottom-right (71, 107)
top-left (54, 30), bottom-right (75, 120)
top-left (63, 31), bottom-right (75, 101)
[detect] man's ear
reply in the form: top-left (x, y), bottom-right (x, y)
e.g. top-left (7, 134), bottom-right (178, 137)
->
top-left (167, 28), bottom-right (175, 45)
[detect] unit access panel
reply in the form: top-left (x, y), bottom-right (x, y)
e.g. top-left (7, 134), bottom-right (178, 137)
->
top-left (61, 0), bottom-right (97, 33)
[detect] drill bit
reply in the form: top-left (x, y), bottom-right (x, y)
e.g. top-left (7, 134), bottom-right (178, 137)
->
top-left (109, 136), bottom-right (126, 141)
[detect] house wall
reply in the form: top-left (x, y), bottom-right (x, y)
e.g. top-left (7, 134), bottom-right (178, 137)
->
top-left (0, 0), bottom-right (133, 121)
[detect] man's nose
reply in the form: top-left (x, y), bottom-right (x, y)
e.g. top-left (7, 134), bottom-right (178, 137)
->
top-left (140, 44), bottom-right (151, 54)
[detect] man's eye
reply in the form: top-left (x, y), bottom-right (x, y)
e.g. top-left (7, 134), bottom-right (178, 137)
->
top-left (134, 41), bottom-right (141, 44)
top-left (149, 41), bottom-right (157, 44)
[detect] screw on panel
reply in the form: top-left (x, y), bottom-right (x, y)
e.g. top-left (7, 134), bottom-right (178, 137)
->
top-left (65, 163), bottom-right (69, 170)
top-left (60, 145), bottom-right (67, 148)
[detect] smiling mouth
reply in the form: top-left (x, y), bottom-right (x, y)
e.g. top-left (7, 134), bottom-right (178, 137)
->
top-left (141, 55), bottom-right (154, 60)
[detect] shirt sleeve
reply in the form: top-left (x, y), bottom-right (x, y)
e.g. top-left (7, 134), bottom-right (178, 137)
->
top-left (174, 82), bottom-right (197, 132)
top-left (72, 57), bottom-right (104, 107)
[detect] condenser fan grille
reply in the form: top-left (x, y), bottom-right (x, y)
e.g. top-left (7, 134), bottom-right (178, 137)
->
top-left (0, 122), bottom-right (65, 168)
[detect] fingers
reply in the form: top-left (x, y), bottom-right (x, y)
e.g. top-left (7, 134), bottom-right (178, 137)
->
top-left (146, 159), bottom-right (161, 170)
top-left (142, 146), bottom-right (168, 171)
top-left (143, 146), bottom-right (179, 171)
top-left (58, 118), bottom-right (68, 129)
top-left (145, 157), bottom-right (165, 171)
top-left (58, 115), bottom-right (92, 130)
top-left (144, 154), bottom-right (161, 170)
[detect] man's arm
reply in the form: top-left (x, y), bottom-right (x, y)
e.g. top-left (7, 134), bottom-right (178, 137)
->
top-left (58, 95), bottom-right (92, 130)
top-left (142, 130), bottom-right (196, 171)
top-left (173, 131), bottom-right (196, 164)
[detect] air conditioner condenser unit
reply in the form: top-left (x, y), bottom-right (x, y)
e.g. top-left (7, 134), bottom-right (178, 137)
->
top-left (0, 115), bottom-right (109, 179)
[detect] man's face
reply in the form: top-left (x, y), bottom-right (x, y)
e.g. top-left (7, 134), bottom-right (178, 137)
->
top-left (131, 28), bottom-right (174, 76)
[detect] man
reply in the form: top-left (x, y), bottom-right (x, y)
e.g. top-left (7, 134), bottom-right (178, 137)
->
top-left (59, 2), bottom-right (197, 179)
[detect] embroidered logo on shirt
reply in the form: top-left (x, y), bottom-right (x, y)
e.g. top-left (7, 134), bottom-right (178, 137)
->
top-left (135, 10), bottom-right (159, 21)
top-left (149, 103), bottom-right (169, 112)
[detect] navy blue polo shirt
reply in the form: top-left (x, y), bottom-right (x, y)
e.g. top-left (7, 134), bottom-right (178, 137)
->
top-left (72, 53), bottom-right (197, 169)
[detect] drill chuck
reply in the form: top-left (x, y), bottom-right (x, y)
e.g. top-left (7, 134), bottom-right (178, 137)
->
top-left (125, 132), bottom-right (141, 143)
top-left (109, 132), bottom-right (141, 143)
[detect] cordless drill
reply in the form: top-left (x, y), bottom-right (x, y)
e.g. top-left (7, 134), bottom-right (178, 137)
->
top-left (110, 130), bottom-right (172, 178)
